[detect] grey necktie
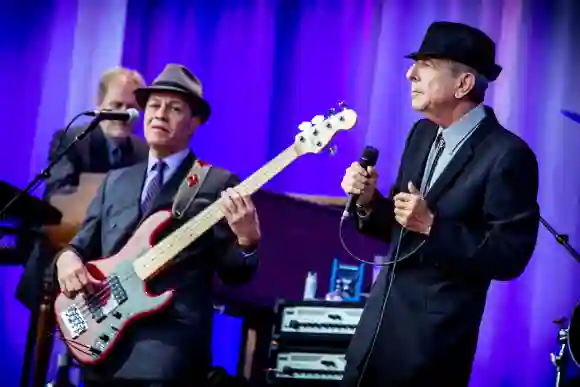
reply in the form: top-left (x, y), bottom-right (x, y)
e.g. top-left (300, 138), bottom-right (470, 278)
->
top-left (421, 133), bottom-right (446, 195)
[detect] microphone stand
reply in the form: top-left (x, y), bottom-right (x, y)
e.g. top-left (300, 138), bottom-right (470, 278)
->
top-left (541, 217), bottom-right (580, 264)
top-left (541, 216), bottom-right (580, 387)
top-left (8, 114), bottom-right (101, 387)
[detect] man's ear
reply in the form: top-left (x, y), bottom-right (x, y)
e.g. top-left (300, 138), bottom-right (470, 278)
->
top-left (188, 116), bottom-right (202, 136)
top-left (455, 72), bottom-right (476, 99)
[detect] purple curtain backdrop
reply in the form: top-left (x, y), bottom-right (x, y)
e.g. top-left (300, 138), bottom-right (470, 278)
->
top-left (1, 0), bottom-right (580, 386)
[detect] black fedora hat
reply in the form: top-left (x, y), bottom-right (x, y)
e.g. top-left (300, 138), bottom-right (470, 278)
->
top-left (135, 64), bottom-right (211, 123)
top-left (405, 21), bottom-right (502, 82)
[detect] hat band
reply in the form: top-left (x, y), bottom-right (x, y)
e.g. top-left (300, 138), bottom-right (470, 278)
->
top-left (154, 80), bottom-right (198, 95)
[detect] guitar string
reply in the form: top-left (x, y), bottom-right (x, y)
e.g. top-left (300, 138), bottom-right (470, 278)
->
top-left (64, 153), bottom-right (276, 317)
top-left (58, 217), bottom-right (211, 353)
top-left (66, 205), bottom-right (217, 317)
top-left (58, 141), bottom-right (318, 355)
top-left (61, 119), bottom-right (339, 317)
top-left (57, 116), bottom-right (354, 357)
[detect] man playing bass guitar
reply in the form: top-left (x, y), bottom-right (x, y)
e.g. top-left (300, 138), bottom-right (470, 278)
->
top-left (55, 64), bottom-right (261, 387)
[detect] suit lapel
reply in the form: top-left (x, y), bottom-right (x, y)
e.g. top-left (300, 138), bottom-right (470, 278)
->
top-left (119, 162), bottom-right (148, 223)
top-left (106, 162), bottom-right (148, 253)
top-left (424, 112), bottom-right (496, 204)
top-left (141, 152), bottom-right (196, 220)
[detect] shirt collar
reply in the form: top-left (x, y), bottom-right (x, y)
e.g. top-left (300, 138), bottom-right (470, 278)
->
top-left (147, 148), bottom-right (191, 173)
top-left (439, 104), bottom-right (486, 153)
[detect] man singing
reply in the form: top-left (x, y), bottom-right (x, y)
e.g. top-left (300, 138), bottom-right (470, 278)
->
top-left (340, 22), bottom-right (540, 387)
top-left (55, 64), bottom-right (261, 387)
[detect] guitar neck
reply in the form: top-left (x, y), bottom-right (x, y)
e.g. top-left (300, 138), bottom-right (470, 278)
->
top-left (133, 144), bottom-right (300, 280)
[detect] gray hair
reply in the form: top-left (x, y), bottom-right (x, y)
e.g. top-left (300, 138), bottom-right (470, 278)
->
top-left (448, 61), bottom-right (488, 103)
top-left (97, 67), bottom-right (146, 104)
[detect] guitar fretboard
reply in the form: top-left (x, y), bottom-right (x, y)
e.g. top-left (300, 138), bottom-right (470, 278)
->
top-left (133, 144), bottom-right (299, 280)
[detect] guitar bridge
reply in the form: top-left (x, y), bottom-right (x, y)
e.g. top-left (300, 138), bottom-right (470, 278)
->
top-left (60, 305), bottom-right (88, 339)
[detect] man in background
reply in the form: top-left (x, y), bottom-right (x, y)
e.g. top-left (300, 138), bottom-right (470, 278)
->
top-left (340, 21), bottom-right (539, 387)
top-left (44, 66), bottom-right (149, 197)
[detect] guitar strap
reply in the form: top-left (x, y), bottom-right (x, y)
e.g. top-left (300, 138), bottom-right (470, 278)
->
top-left (171, 159), bottom-right (212, 219)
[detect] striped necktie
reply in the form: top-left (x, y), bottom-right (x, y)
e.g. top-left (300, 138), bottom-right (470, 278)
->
top-left (421, 133), bottom-right (446, 195)
top-left (141, 161), bottom-right (166, 214)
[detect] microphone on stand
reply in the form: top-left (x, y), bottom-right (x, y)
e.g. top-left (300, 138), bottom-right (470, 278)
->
top-left (62, 108), bottom-right (140, 146)
top-left (341, 146), bottom-right (379, 220)
top-left (83, 108), bottom-right (140, 123)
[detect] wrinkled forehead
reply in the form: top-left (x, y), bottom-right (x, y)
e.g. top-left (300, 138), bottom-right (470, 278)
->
top-left (415, 57), bottom-right (456, 72)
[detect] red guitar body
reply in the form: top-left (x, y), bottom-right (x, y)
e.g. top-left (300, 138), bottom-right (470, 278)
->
top-left (53, 211), bottom-right (174, 364)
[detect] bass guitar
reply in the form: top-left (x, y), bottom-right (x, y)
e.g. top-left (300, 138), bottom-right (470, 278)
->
top-left (53, 105), bottom-right (357, 364)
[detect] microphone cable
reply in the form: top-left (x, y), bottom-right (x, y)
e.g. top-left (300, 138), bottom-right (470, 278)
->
top-left (338, 208), bottom-right (426, 387)
top-left (338, 212), bottom-right (426, 267)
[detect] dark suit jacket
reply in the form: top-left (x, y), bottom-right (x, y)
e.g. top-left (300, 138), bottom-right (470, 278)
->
top-left (15, 125), bottom-right (148, 311)
top-left (70, 152), bottom-right (259, 381)
top-left (341, 107), bottom-right (540, 387)
top-left (44, 125), bottom-right (149, 198)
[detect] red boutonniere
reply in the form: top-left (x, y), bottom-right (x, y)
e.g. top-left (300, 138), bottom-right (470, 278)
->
top-left (186, 173), bottom-right (198, 187)
top-left (186, 160), bottom-right (211, 187)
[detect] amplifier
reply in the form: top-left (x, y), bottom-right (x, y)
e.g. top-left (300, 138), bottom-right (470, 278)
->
top-left (267, 345), bottom-right (346, 385)
top-left (273, 300), bottom-right (364, 344)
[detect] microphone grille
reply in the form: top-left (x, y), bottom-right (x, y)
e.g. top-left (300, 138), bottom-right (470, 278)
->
top-left (126, 108), bottom-right (140, 123)
top-left (361, 146), bottom-right (379, 167)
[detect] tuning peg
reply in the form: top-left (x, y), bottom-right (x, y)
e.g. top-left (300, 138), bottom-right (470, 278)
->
top-left (311, 115), bottom-right (325, 125)
top-left (328, 108), bottom-right (336, 116)
top-left (328, 145), bottom-right (338, 156)
top-left (298, 121), bottom-right (313, 131)
top-left (337, 101), bottom-right (348, 110)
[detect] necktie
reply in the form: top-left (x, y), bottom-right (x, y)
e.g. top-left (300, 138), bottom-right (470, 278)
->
top-left (111, 146), bottom-right (123, 168)
top-left (141, 161), bottom-right (166, 215)
top-left (421, 133), bottom-right (446, 195)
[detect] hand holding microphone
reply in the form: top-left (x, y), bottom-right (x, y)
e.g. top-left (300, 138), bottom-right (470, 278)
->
top-left (341, 146), bottom-right (379, 219)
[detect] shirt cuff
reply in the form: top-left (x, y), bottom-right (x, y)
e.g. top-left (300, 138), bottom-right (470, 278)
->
top-left (238, 243), bottom-right (258, 257)
top-left (241, 250), bottom-right (257, 258)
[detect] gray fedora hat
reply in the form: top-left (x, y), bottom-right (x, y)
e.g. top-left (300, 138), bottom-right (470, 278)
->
top-left (135, 64), bottom-right (211, 123)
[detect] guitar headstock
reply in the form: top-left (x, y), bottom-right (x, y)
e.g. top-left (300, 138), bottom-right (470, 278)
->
top-left (294, 102), bottom-right (357, 155)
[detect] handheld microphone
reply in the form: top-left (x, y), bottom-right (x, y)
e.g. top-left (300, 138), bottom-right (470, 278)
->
top-left (342, 146), bottom-right (379, 220)
top-left (84, 108), bottom-right (140, 123)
